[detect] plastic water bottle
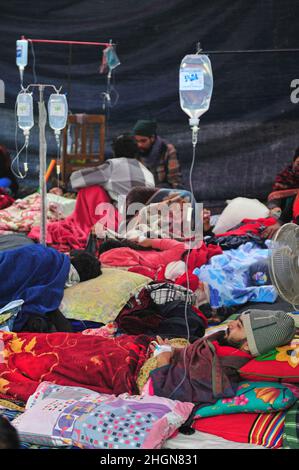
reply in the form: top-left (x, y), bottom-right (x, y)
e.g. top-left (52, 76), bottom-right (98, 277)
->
top-left (48, 93), bottom-right (68, 132)
top-left (16, 39), bottom-right (28, 82)
top-left (17, 92), bottom-right (34, 134)
top-left (179, 54), bottom-right (213, 126)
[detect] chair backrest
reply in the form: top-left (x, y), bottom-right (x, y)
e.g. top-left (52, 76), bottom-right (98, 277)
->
top-left (60, 113), bottom-right (105, 186)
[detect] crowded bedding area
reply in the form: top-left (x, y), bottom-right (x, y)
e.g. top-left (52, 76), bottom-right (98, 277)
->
top-left (0, 133), bottom-right (298, 451)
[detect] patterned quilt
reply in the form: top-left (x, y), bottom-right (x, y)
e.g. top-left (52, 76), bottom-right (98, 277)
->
top-left (0, 193), bottom-right (62, 234)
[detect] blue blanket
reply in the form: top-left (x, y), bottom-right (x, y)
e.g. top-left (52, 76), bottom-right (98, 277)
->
top-left (194, 242), bottom-right (277, 309)
top-left (0, 244), bottom-right (70, 330)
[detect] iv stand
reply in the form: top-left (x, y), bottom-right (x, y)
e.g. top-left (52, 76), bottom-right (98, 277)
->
top-left (38, 85), bottom-right (47, 246)
top-left (22, 83), bottom-right (62, 246)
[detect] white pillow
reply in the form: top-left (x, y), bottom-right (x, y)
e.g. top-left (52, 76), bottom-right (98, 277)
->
top-left (47, 193), bottom-right (76, 217)
top-left (212, 197), bottom-right (269, 235)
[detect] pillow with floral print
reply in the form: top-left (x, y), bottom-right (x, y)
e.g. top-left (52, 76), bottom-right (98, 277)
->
top-left (194, 381), bottom-right (296, 418)
top-left (239, 337), bottom-right (299, 383)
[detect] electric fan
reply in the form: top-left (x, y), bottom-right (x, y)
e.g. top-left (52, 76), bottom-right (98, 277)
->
top-left (268, 222), bottom-right (299, 310)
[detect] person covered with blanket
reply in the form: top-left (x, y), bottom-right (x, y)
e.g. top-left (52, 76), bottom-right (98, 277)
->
top-left (0, 244), bottom-right (101, 333)
top-left (262, 146), bottom-right (299, 239)
top-left (0, 310), bottom-right (295, 406)
top-left (145, 309), bottom-right (296, 403)
top-left (70, 133), bottom-right (155, 202)
top-left (29, 135), bottom-right (155, 252)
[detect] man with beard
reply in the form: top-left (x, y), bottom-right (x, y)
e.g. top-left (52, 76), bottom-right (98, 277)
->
top-left (133, 119), bottom-right (183, 189)
top-left (148, 310), bottom-right (296, 403)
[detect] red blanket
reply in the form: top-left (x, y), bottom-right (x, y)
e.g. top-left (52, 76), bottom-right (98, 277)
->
top-left (0, 331), bottom-right (151, 402)
top-left (215, 217), bottom-right (278, 237)
top-left (28, 185), bottom-right (119, 252)
top-left (0, 189), bottom-right (14, 210)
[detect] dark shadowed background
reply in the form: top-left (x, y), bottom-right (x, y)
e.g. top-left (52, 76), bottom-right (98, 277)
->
top-left (1, 0), bottom-right (299, 205)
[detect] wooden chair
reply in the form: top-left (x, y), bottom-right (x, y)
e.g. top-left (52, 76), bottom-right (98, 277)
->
top-left (60, 113), bottom-right (106, 186)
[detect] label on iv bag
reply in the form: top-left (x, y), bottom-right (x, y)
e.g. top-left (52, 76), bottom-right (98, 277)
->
top-left (179, 69), bottom-right (204, 91)
top-left (17, 102), bottom-right (30, 117)
top-left (50, 102), bottom-right (65, 117)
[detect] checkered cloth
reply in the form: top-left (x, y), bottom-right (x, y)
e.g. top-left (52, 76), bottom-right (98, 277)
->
top-left (70, 157), bottom-right (155, 201)
top-left (146, 282), bottom-right (196, 305)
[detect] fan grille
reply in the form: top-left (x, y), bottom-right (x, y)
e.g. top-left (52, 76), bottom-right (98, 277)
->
top-left (269, 223), bottom-right (299, 309)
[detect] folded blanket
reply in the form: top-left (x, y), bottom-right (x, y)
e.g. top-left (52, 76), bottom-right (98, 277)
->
top-left (0, 244), bottom-right (70, 330)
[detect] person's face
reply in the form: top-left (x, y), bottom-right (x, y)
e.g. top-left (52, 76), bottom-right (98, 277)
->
top-left (134, 135), bottom-right (155, 153)
top-left (225, 317), bottom-right (247, 344)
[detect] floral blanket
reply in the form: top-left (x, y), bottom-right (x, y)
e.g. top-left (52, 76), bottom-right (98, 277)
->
top-left (0, 331), bottom-right (151, 402)
top-left (0, 193), bottom-right (62, 235)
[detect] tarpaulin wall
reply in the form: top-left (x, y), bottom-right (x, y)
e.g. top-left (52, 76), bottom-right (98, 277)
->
top-left (0, 0), bottom-right (299, 203)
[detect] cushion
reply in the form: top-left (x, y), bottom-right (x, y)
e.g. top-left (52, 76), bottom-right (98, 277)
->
top-left (194, 381), bottom-right (296, 418)
top-left (192, 411), bottom-right (286, 448)
top-left (60, 267), bottom-right (151, 324)
top-left (213, 197), bottom-right (269, 235)
top-left (12, 382), bottom-right (194, 449)
top-left (47, 193), bottom-right (76, 217)
top-left (239, 336), bottom-right (299, 383)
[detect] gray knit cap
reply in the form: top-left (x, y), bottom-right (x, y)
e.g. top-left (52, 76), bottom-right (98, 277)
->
top-left (241, 309), bottom-right (296, 357)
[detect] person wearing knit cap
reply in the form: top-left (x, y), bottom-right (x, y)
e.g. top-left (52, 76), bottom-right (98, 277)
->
top-left (148, 309), bottom-right (296, 403)
top-left (240, 309), bottom-right (296, 356)
top-left (216, 309), bottom-right (296, 356)
top-left (153, 309), bottom-right (296, 374)
top-left (132, 119), bottom-right (183, 189)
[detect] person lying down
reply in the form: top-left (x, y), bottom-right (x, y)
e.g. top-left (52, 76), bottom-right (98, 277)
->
top-left (0, 244), bottom-right (101, 332)
top-left (0, 310), bottom-right (295, 406)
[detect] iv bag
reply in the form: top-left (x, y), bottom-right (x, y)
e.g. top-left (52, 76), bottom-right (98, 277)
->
top-left (17, 92), bottom-right (34, 132)
top-left (100, 46), bottom-right (120, 73)
top-left (179, 54), bottom-right (213, 124)
top-left (16, 40), bottom-right (28, 69)
top-left (48, 93), bottom-right (68, 132)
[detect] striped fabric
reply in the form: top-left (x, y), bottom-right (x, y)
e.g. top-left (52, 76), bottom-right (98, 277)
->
top-left (283, 401), bottom-right (299, 449)
top-left (249, 411), bottom-right (286, 448)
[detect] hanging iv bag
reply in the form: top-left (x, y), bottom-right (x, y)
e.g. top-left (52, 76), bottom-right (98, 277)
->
top-left (179, 54), bottom-right (213, 126)
top-left (17, 92), bottom-right (34, 134)
top-left (48, 93), bottom-right (68, 132)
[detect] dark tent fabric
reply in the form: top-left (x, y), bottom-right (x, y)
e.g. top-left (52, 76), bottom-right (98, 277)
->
top-left (1, 0), bottom-right (299, 203)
